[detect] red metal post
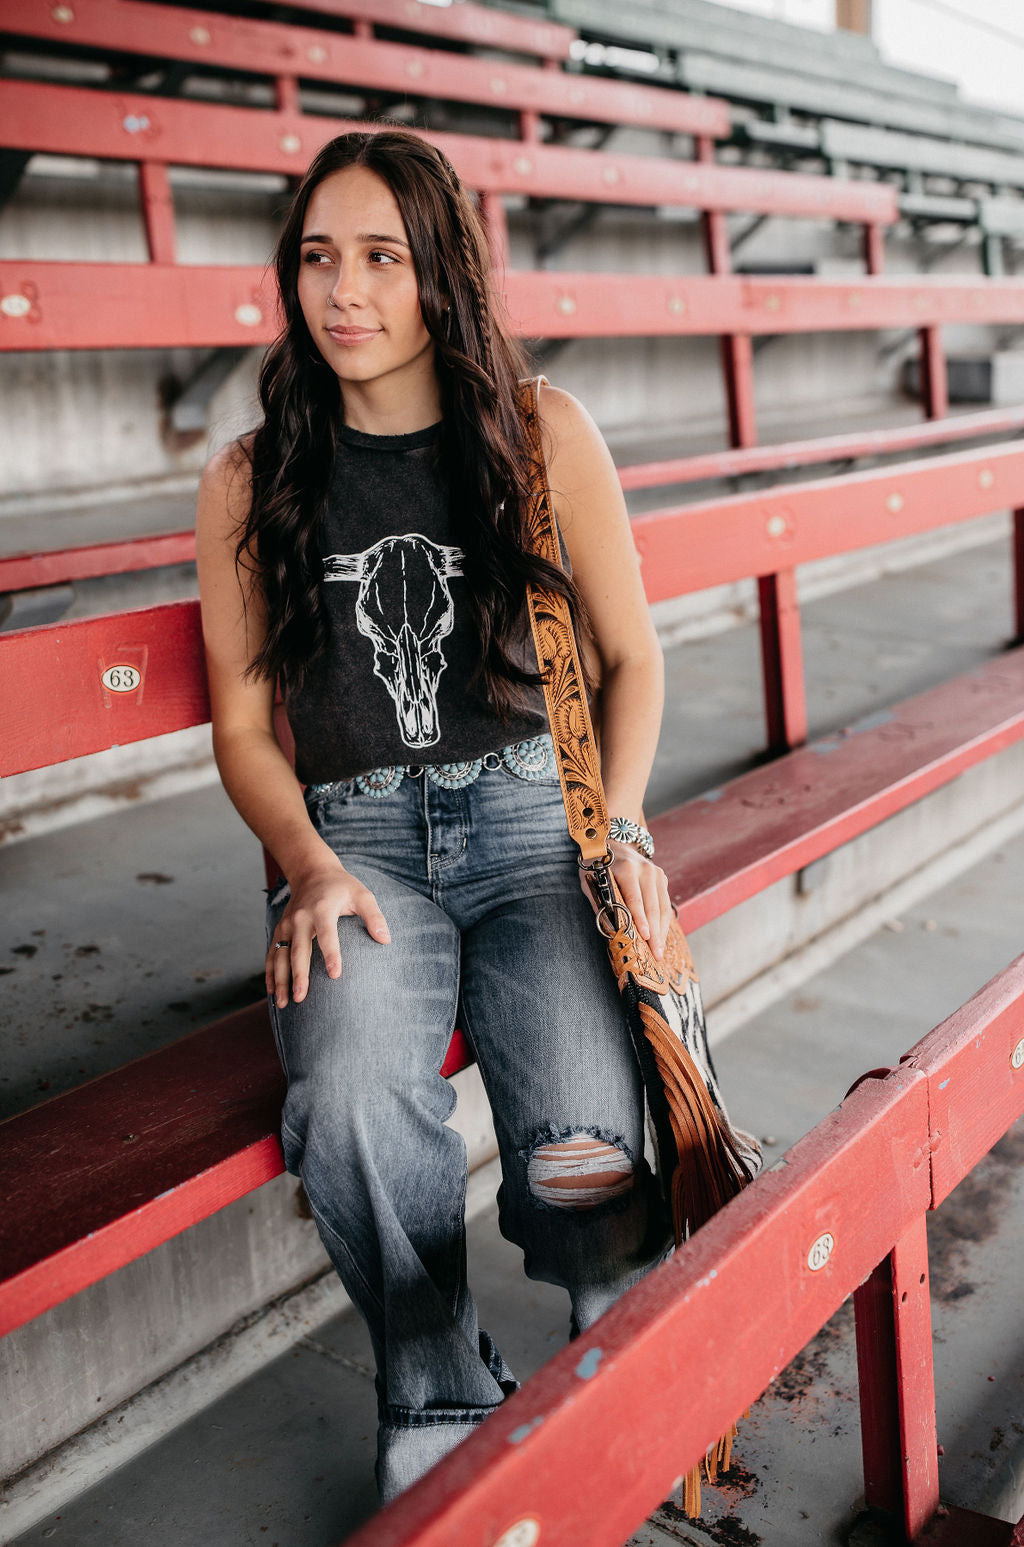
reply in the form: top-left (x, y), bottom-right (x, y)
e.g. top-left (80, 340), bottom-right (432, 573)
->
top-left (855, 1217), bottom-right (939, 1541)
top-left (480, 189), bottom-right (510, 277)
top-left (757, 568), bottom-right (808, 752)
top-left (138, 160), bottom-right (176, 264)
top-left (864, 220), bottom-right (885, 275)
top-left (919, 325), bottom-right (949, 420)
top-left (891, 1216), bottom-right (940, 1541)
top-left (520, 109), bottom-right (541, 143)
top-left (699, 134), bottom-right (798, 751)
top-left (275, 74), bottom-right (299, 113)
top-left (697, 140), bottom-right (757, 447)
top-left (854, 1257), bottom-right (903, 1517)
top-left (1013, 508), bottom-right (1024, 644)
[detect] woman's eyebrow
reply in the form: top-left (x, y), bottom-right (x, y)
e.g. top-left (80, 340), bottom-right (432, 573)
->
top-left (299, 231), bottom-right (410, 247)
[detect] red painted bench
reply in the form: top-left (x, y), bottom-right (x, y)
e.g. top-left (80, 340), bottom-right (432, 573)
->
top-left (6, 403), bottom-right (1024, 594)
top-left (0, 0), bottom-right (728, 143)
top-left (4, 425), bottom-right (1024, 1335)
top-left (340, 953), bottom-right (1024, 1547)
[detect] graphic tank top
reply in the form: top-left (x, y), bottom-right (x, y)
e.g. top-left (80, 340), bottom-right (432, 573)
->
top-left (284, 419), bottom-right (558, 785)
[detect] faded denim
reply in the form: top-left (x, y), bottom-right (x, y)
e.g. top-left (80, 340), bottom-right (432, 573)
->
top-left (266, 753), bottom-right (673, 1502)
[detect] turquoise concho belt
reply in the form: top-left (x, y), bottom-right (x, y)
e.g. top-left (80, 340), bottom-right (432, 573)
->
top-left (308, 732), bottom-right (556, 800)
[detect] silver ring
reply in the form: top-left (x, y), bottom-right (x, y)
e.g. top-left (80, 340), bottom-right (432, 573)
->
top-left (275, 940), bottom-right (291, 950)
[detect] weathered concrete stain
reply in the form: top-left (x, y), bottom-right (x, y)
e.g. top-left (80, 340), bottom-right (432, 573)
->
top-left (926, 1121), bottom-right (1024, 1303)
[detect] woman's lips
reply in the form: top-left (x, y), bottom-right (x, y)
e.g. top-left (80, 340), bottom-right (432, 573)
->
top-left (327, 326), bottom-right (381, 346)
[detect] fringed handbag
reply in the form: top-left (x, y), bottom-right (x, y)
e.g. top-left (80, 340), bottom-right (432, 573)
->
top-left (520, 376), bottom-right (763, 1517)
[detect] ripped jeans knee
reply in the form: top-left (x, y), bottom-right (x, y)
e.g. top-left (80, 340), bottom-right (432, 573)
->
top-left (525, 1129), bottom-right (636, 1211)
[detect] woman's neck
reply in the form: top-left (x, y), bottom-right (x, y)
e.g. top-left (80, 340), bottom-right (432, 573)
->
top-left (338, 373), bottom-right (442, 437)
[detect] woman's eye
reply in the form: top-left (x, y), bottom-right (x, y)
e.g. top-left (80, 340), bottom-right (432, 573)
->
top-left (302, 250), bottom-right (332, 266)
top-left (369, 250), bottom-right (400, 265)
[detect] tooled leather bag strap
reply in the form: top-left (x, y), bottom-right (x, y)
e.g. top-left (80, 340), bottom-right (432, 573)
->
top-left (520, 375), bottom-right (611, 865)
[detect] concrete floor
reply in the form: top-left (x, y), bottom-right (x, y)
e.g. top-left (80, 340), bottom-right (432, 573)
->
top-left (7, 829), bottom-right (1023, 1547)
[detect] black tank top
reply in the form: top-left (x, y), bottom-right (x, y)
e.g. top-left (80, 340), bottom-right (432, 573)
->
top-left (285, 419), bottom-right (561, 785)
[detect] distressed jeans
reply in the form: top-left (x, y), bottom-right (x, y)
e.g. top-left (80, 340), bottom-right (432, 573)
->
top-left (266, 750), bottom-right (673, 1503)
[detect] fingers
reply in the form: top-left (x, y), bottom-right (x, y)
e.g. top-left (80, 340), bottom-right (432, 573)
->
top-left (611, 855), bottom-right (673, 960)
top-left (351, 885), bottom-right (392, 947)
top-left (267, 883), bottom-right (391, 1010)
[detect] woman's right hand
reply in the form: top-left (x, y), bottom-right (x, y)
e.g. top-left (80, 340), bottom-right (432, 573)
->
top-left (267, 854), bottom-right (391, 1009)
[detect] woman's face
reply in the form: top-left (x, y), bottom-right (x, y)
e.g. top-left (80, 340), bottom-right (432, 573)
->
top-left (297, 164), bottom-right (435, 393)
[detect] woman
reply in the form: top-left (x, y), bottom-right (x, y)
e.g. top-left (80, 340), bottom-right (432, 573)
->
top-left (196, 127), bottom-right (676, 1503)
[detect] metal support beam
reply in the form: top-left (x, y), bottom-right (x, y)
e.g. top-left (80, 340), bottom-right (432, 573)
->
top-left (480, 189), bottom-right (509, 277)
top-left (757, 567), bottom-right (807, 753)
top-left (919, 325), bottom-right (949, 420)
top-left (163, 347), bottom-right (252, 437)
top-left (139, 161), bottom-right (176, 265)
top-left (854, 1217), bottom-right (939, 1541)
top-left (1013, 508), bottom-right (1024, 645)
top-left (0, 150), bottom-right (31, 214)
top-left (831, 0), bottom-right (874, 35)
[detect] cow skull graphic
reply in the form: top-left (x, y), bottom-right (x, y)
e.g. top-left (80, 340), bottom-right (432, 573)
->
top-left (323, 533), bottom-right (464, 748)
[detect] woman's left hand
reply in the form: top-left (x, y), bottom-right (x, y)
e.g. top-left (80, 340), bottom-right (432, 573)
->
top-left (580, 840), bottom-right (675, 960)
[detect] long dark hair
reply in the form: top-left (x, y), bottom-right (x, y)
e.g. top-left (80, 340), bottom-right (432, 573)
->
top-left (236, 126), bottom-right (595, 719)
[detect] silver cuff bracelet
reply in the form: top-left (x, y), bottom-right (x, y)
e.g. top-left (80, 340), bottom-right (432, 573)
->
top-left (608, 816), bottom-right (655, 860)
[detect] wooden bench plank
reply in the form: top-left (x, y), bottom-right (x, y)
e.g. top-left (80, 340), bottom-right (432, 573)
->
top-left (5, 442), bottom-right (1021, 771)
top-left (341, 1066), bottom-right (931, 1547)
top-left (659, 649), bottom-right (1024, 932)
top-left (5, 266), bottom-right (1024, 352)
top-left (5, 408), bottom-right (1023, 595)
top-left (0, 601), bottom-right (209, 775)
top-left (618, 404), bottom-right (1024, 490)
top-left (1, 0), bottom-right (729, 139)
top-left (0, 1012), bottom-right (472, 1335)
top-left (285, 0), bottom-right (576, 61)
top-left (900, 951), bottom-right (1024, 1209)
top-left (554, 0), bottom-right (958, 110)
top-left (0, 79), bottom-right (895, 226)
top-left (678, 51), bottom-right (1024, 156)
top-left (0, 532), bottom-right (197, 592)
top-left (821, 118), bottom-right (1024, 190)
top-left (631, 441), bottom-right (1024, 597)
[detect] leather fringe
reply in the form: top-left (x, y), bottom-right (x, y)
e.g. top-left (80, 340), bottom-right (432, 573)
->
top-left (637, 1001), bottom-right (749, 1245)
top-left (637, 1000), bottom-right (749, 1518)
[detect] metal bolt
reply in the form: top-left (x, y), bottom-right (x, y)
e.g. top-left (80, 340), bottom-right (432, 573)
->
top-left (493, 1520), bottom-right (541, 1547)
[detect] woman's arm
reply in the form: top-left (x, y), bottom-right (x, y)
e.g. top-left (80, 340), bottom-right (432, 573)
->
top-left (195, 444), bottom-right (391, 1008)
top-left (537, 382), bottom-right (673, 959)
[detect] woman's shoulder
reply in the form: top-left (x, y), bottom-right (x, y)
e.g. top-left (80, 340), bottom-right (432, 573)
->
top-left (201, 432), bottom-right (253, 492)
top-left (197, 434), bottom-right (255, 540)
top-left (532, 380), bottom-right (614, 489)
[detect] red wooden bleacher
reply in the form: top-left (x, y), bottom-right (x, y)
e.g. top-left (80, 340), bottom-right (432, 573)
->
top-left (4, 431), bottom-right (1024, 1335)
top-left (338, 954), bottom-right (1024, 1547)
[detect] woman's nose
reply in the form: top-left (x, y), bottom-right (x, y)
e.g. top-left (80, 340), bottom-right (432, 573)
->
top-left (329, 262), bottom-right (366, 310)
